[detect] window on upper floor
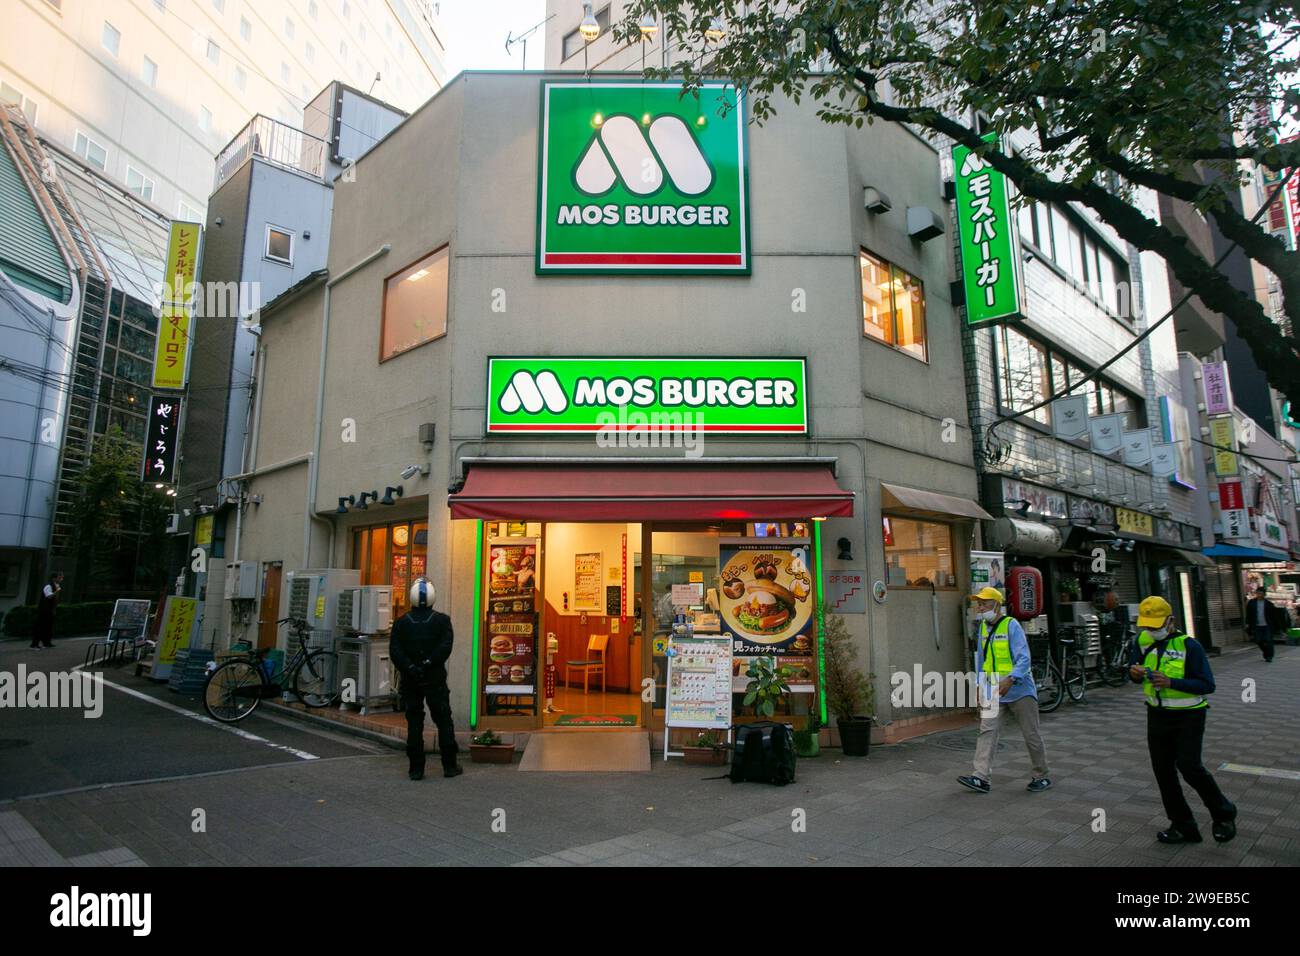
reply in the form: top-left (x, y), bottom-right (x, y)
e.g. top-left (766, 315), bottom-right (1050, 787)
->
top-left (1, 83), bottom-right (39, 125)
top-left (206, 38), bottom-right (220, 65)
top-left (141, 55), bottom-right (158, 87)
top-left (382, 246), bottom-right (449, 361)
top-left (102, 22), bottom-right (121, 57)
top-left (1017, 197), bottom-right (1130, 320)
top-left (240, 16), bottom-right (252, 42)
top-left (198, 105), bottom-right (213, 134)
top-left (265, 225), bottom-right (294, 265)
top-left (860, 249), bottom-right (927, 361)
top-left (234, 65), bottom-right (247, 91)
top-left (285, 17), bottom-right (295, 40)
top-left (178, 199), bottom-right (203, 223)
top-left (126, 165), bottom-right (155, 201)
top-left (73, 130), bottom-right (107, 169)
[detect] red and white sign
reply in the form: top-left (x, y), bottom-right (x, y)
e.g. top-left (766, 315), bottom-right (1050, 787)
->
top-left (1218, 480), bottom-right (1245, 512)
top-left (1007, 566), bottom-right (1043, 621)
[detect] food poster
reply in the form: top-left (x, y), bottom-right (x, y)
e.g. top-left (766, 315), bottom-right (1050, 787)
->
top-left (730, 654), bottom-right (816, 693)
top-left (484, 612), bottom-right (537, 694)
top-left (488, 540), bottom-right (537, 612)
top-left (573, 551), bottom-right (601, 610)
top-left (718, 540), bottom-right (815, 656)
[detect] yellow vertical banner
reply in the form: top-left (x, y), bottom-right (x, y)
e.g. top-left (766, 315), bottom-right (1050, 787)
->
top-left (1209, 417), bottom-right (1238, 476)
top-left (151, 221), bottom-right (202, 390)
top-left (155, 596), bottom-right (199, 681)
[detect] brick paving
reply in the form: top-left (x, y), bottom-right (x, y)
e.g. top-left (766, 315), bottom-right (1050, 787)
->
top-left (2, 644), bottom-right (1296, 866)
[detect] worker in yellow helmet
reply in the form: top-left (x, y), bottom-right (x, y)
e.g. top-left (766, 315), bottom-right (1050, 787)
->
top-left (1130, 595), bottom-right (1236, 844)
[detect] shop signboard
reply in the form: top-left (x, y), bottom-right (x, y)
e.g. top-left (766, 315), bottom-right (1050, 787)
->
top-left (1088, 413), bottom-right (1124, 455)
top-left (1000, 477), bottom-right (1067, 520)
top-left (573, 551), bottom-right (601, 610)
top-left (194, 514), bottom-right (213, 547)
top-left (1202, 361), bottom-right (1233, 416)
top-left (1068, 496), bottom-right (1116, 530)
top-left (537, 81), bottom-right (749, 275)
top-left (1258, 515), bottom-right (1289, 552)
top-left (969, 551), bottom-right (1006, 594)
top-left (1116, 507), bottom-right (1154, 538)
top-left (1209, 417), bottom-right (1239, 476)
top-left (1218, 479), bottom-right (1245, 512)
top-left (1051, 394), bottom-right (1089, 440)
top-left (718, 539), bottom-right (815, 656)
top-left (484, 612), bottom-right (537, 695)
top-left (154, 596), bottom-right (199, 682)
top-left (1155, 519), bottom-right (1183, 546)
top-left (486, 356), bottom-right (809, 434)
top-left (665, 636), bottom-right (732, 730)
top-left (1122, 428), bottom-right (1153, 468)
top-left (151, 221), bottom-right (202, 390)
top-left (140, 396), bottom-right (182, 484)
top-left (1150, 442), bottom-right (1177, 478)
top-left (487, 540), bottom-right (537, 612)
top-left (953, 134), bottom-right (1024, 325)
top-left (1221, 507), bottom-right (1251, 542)
top-left (826, 570), bottom-right (867, 614)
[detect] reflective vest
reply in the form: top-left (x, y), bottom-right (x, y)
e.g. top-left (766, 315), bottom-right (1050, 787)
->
top-left (979, 616), bottom-right (1015, 678)
top-left (1138, 632), bottom-right (1208, 710)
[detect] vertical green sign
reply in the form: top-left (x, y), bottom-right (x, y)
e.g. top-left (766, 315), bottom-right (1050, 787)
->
top-left (536, 81), bottom-right (750, 275)
top-left (953, 134), bottom-right (1023, 325)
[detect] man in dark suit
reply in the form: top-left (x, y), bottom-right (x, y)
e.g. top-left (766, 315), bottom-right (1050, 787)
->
top-left (390, 577), bottom-right (462, 780)
top-left (1245, 586), bottom-right (1277, 663)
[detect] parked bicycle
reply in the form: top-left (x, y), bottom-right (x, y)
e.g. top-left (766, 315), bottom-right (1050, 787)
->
top-left (1030, 626), bottom-right (1087, 713)
top-left (203, 617), bottom-right (340, 723)
top-left (1096, 620), bottom-right (1136, 687)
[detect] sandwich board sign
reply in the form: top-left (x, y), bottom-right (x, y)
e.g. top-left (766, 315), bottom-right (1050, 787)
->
top-left (536, 81), bottom-right (750, 274)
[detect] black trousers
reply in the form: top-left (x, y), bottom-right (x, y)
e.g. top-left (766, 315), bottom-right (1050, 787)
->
top-left (1146, 706), bottom-right (1234, 830)
top-left (403, 682), bottom-right (459, 771)
top-left (1250, 624), bottom-right (1274, 661)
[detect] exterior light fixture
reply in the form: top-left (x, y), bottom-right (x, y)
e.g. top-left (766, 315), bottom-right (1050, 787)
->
top-left (592, 111), bottom-right (604, 126)
top-left (837, 537), bottom-right (854, 561)
top-left (704, 17), bottom-right (725, 41)
top-left (811, 515), bottom-right (828, 521)
top-left (337, 495), bottom-right (355, 514)
top-left (381, 485), bottom-right (403, 506)
top-left (638, 13), bottom-right (658, 38)
top-left (579, 2), bottom-right (600, 41)
top-left (695, 115), bottom-right (705, 126)
top-left (642, 112), bottom-right (652, 125)
top-left (155, 483), bottom-right (164, 489)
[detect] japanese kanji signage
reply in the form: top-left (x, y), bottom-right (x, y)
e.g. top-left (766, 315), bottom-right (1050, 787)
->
top-left (151, 221), bottom-right (202, 390)
top-left (141, 395), bottom-right (182, 483)
top-left (953, 134), bottom-right (1024, 325)
top-left (1201, 361), bottom-right (1233, 416)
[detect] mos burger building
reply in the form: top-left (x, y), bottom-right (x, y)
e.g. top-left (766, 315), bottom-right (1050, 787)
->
top-left (214, 72), bottom-right (989, 747)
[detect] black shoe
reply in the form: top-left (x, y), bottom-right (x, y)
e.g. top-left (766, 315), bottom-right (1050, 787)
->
top-left (1212, 807), bottom-right (1238, 843)
top-left (1157, 826), bottom-right (1203, 844)
top-left (957, 775), bottom-right (990, 794)
top-left (1026, 777), bottom-right (1052, 793)
top-left (408, 767), bottom-right (425, 781)
top-left (443, 763), bottom-right (464, 779)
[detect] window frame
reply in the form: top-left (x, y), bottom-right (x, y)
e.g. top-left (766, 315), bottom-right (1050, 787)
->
top-left (101, 21), bottom-right (121, 57)
top-left (125, 164), bottom-right (155, 201)
top-left (263, 224), bottom-right (295, 265)
top-left (1018, 196), bottom-right (1132, 324)
top-left (379, 244), bottom-right (450, 363)
top-left (858, 247), bottom-right (928, 362)
top-left (881, 515), bottom-right (958, 590)
top-left (141, 54), bottom-right (158, 87)
top-left (73, 130), bottom-right (107, 169)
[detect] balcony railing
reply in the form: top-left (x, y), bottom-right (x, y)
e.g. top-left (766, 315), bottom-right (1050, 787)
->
top-left (214, 115), bottom-right (327, 189)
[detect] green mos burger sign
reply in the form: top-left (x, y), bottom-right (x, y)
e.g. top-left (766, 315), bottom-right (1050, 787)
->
top-left (487, 358), bottom-right (807, 434)
top-left (536, 81), bottom-right (750, 274)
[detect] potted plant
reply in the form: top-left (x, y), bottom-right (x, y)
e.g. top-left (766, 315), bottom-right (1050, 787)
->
top-left (819, 603), bottom-right (875, 756)
top-left (792, 713), bottom-right (821, 758)
top-left (682, 730), bottom-right (729, 766)
top-left (1058, 575), bottom-right (1081, 604)
top-left (469, 728), bottom-right (514, 764)
top-left (743, 655), bottom-right (793, 717)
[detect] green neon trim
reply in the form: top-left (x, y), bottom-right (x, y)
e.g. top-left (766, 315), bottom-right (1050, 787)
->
top-left (469, 520), bottom-right (484, 729)
top-left (812, 520), bottom-right (828, 726)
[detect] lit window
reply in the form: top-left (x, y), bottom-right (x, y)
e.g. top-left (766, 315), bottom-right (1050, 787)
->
top-left (883, 517), bottom-right (955, 588)
top-left (198, 106), bottom-right (213, 133)
top-left (126, 165), bottom-right (155, 201)
top-left (141, 56), bottom-right (157, 87)
top-left (206, 39), bottom-right (220, 65)
top-left (382, 246), bottom-right (449, 360)
top-left (102, 22), bottom-right (121, 57)
top-left (73, 131), bottom-right (107, 169)
top-left (240, 16), bottom-right (251, 41)
top-left (265, 225), bottom-right (294, 264)
top-left (859, 249), bottom-right (927, 361)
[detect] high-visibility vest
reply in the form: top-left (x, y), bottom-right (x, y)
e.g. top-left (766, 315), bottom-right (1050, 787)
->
top-left (1137, 632), bottom-right (1208, 710)
top-left (979, 616), bottom-right (1015, 678)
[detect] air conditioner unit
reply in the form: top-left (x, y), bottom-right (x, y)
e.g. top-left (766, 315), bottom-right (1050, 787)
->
top-left (337, 585), bottom-right (393, 634)
top-left (224, 560), bottom-right (258, 600)
top-left (282, 568), bottom-right (361, 647)
top-left (166, 513), bottom-right (181, 534)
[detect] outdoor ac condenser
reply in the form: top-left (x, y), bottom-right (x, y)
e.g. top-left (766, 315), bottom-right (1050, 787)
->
top-left (336, 586), bottom-right (393, 634)
top-left (281, 568), bottom-right (361, 651)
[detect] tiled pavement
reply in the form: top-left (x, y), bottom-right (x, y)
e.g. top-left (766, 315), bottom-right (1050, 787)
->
top-left (2, 644), bottom-right (1296, 866)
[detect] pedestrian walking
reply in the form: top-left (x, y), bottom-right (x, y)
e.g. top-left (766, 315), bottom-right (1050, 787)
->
top-left (1130, 595), bottom-right (1236, 844)
top-left (30, 572), bottom-right (63, 649)
top-left (390, 577), bottom-right (463, 781)
top-left (1244, 586), bottom-right (1278, 662)
top-left (957, 586), bottom-right (1051, 795)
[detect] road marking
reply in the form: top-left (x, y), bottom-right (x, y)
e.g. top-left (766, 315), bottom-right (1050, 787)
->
top-left (93, 674), bottom-right (320, 761)
top-left (1218, 762), bottom-right (1300, 781)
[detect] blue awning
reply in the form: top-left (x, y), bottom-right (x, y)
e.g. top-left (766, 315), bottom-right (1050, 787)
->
top-left (1203, 543), bottom-right (1290, 562)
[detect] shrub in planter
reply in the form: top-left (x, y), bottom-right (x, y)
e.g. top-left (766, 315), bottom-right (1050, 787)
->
top-left (2, 601), bottom-right (116, 638)
top-left (819, 602), bottom-right (875, 756)
top-left (469, 728), bottom-right (514, 764)
top-left (742, 655), bottom-right (793, 717)
top-left (683, 730), bottom-right (729, 766)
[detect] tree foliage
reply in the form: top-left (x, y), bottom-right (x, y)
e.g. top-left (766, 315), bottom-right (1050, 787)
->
top-left (618, 0), bottom-right (1300, 408)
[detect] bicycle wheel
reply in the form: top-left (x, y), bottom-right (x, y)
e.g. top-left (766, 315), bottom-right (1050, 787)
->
top-left (1036, 659), bottom-right (1064, 713)
top-left (1099, 642), bottom-right (1128, 686)
top-left (1065, 652), bottom-right (1087, 702)
top-left (293, 649), bottom-right (340, 707)
top-left (204, 660), bottom-right (264, 722)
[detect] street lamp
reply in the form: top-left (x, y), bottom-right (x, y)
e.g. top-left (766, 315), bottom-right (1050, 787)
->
top-left (579, 3), bottom-right (601, 41)
top-left (638, 11), bottom-right (658, 72)
top-left (704, 17), bottom-right (725, 42)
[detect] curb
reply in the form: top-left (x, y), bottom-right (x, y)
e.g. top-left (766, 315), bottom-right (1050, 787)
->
top-left (261, 701), bottom-right (408, 751)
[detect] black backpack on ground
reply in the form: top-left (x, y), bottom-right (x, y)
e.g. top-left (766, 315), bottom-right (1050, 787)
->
top-left (729, 721), bottom-right (797, 786)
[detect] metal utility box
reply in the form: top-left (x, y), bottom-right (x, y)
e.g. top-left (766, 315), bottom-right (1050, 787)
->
top-left (281, 568), bottom-right (360, 650)
top-left (337, 586), bottom-right (393, 634)
top-left (224, 560), bottom-right (258, 600)
top-left (336, 635), bottom-right (395, 713)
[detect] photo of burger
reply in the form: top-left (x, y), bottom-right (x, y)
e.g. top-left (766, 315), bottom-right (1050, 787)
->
top-left (486, 664), bottom-right (503, 683)
top-left (719, 545), bottom-right (814, 648)
top-left (735, 584), bottom-right (796, 635)
top-left (510, 664), bottom-right (526, 683)
top-left (489, 635), bottom-right (514, 663)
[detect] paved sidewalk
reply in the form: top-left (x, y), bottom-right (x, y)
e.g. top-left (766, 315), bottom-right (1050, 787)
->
top-left (3, 645), bottom-right (1296, 866)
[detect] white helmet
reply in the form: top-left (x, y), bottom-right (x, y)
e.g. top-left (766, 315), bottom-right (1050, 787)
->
top-left (409, 577), bottom-right (435, 609)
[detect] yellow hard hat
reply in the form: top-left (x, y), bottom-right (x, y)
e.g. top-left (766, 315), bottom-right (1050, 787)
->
top-left (969, 586), bottom-right (1004, 603)
top-left (1136, 595), bottom-right (1173, 629)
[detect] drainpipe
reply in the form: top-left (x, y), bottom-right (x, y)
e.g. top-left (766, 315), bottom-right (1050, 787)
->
top-left (304, 244), bottom-right (390, 567)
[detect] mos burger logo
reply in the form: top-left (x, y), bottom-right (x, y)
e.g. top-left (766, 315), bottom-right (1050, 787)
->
top-left (537, 81), bottom-right (750, 274)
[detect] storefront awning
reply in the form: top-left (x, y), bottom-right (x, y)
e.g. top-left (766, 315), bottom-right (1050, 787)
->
top-left (448, 460), bottom-right (855, 522)
top-left (881, 482), bottom-right (991, 521)
top-left (1149, 547), bottom-right (1216, 568)
top-left (1203, 543), bottom-right (1290, 563)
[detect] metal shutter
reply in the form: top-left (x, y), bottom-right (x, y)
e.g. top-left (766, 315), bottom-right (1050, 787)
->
top-left (1205, 564), bottom-right (1242, 641)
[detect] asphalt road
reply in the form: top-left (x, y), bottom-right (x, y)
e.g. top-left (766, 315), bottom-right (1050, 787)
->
top-left (0, 636), bottom-right (383, 802)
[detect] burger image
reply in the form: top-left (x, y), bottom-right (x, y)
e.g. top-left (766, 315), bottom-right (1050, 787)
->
top-left (489, 635), bottom-right (514, 662)
top-left (486, 664), bottom-right (503, 683)
top-left (793, 634), bottom-right (811, 652)
top-left (509, 664), bottom-right (526, 683)
top-left (734, 583), bottom-right (796, 636)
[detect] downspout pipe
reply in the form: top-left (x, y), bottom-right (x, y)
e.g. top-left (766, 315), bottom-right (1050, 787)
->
top-left (304, 244), bottom-right (390, 568)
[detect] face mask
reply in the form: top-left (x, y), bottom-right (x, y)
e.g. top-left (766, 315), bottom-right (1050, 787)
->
top-left (1148, 626), bottom-right (1169, 641)
top-left (978, 608), bottom-right (998, 622)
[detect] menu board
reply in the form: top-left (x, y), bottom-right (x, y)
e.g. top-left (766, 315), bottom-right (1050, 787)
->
top-left (488, 540), bottom-right (537, 612)
top-left (666, 636), bottom-right (733, 730)
top-left (484, 612), bottom-right (537, 695)
top-left (605, 585), bottom-right (622, 617)
top-left (574, 551), bottom-right (601, 610)
top-left (718, 539), bottom-right (815, 656)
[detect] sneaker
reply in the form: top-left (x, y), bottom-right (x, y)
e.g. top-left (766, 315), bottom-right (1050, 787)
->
top-left (1026, 777), bottom-right (1052, 793)
top-left (1157, 826), bottom-right (1203, 844)
top-left (957, 775), bottom-right (991, 794)
top-left (443, 763), bottom-right (464, 779)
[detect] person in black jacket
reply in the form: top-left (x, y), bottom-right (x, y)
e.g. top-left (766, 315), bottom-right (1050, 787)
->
top-left (1244, 586), bottom-right (1277, 662)
top-left (30, 572), bottom-right (63, 649)
top-left (390, 577), bottom-right (462, 781)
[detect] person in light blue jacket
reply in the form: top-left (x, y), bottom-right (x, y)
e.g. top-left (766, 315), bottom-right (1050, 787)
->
top-left (958, 587), bottom-right (1051, 795)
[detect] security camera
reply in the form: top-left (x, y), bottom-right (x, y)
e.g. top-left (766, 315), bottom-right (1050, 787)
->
top-left (448, 476), bottom-right (465, 495)
top-left (401, 465), bottom-right (419, 480)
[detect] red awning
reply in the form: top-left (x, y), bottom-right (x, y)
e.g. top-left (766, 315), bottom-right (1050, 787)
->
top-left (448, 462), bottom-right (855, 522)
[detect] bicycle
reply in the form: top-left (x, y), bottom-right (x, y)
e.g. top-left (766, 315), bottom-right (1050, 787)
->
top-left (1030, 627), bottom-right (1087, 712)
top-left (1097, 620), bottom-right (1136, 687)
top-left (203, 617), bottom-right (340, 723)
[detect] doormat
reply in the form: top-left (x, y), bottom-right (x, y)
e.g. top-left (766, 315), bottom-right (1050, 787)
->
top-left (553, 714), bottom-right (638, 727)
top-left (519, 731), bottom-right (650, 772)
